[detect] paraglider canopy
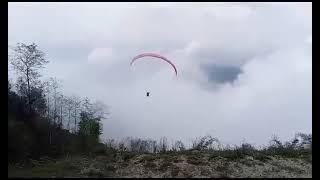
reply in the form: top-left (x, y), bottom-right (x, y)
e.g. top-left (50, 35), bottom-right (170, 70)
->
top-left (130, 52), bottom-right (177, 97)
top-left (130, 52), bottom-right (178, 76)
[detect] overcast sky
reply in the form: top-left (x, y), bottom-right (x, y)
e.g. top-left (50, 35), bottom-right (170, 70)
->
top-left (8, 2), bottom-right (312, 146)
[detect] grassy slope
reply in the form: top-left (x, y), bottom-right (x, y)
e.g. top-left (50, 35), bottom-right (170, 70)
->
top-left (8, 150), bottom-right (312, 178)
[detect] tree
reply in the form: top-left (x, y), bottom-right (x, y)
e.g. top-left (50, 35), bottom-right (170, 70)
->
top-left (159, 137), bottom-right (168, 152)
top-left (8, 80), bottom-right (12, 92)
top-left (29, 86), bottom-right (47, 116)
top-left (173, 140), bottom-right (185, 152)
top-left (78, 111), bottom-right (103, 152)
top-left (71, 96), bottom-right (82, 133)
top-left (64, 96), bottom-right (74, 131)
top-left (78, 111), bottom-right (102, 138)
top-left (50, 78), bottom-right (61, 126)
top-left (8, 80), bottom-right (24, 116)
top-left (42, 79), bottom-right (52, 121)
top-left (91, 100), bottom-right (109, 120)
top-left (79, 98), bottom-right (107, 135)
top-left (82, 97), bottom-right (93, 115)
top-left (296, 133), bottom-right (312, 145)
top-left (57, 94), bottom-right (65, 128)
top-left (192, 135), bottom-right (219, 150)
top-left (9, 43), bottom-right (49, 113)
top-left (270, 135), bottom-right (282, 147)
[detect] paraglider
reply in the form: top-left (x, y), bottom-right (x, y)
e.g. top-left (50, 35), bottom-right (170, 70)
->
top-left (130, 53), bottom-right (177, 76)
top-left (130, 53), bottom-right (177, 97)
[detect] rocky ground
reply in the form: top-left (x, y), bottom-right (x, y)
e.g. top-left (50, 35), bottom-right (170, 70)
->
top-left (8, 151), bottom-right (312, 178)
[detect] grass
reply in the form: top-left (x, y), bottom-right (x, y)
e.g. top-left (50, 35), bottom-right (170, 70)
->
top-left (200, 167), bottom-right (211, 176)
top-left (280, 165), bottom-right (305, 174)
top-left (215, 161), bottom-right (229, 172)
top-left (8, 134), bottom-right (312, 178)
top-left (141, 154), bottom-right (160, 162)
top-left (144, 161), bottom-right (157, 170)
top-left (105, 164), bottom-right (116, 171)
top-left (159, 160), bottom-right (172, 172)
top-left (215, 161), bottom-right (233, 177)
top-left (207, 150), bottom-right (245, 161)
top-left (185, 151), bottom-right (207, 164)
top-left (254, 153), bottom-right (271, 162)
top-left (8, 149), bottom-right (312, 178)
top-left (240, 159), bottom-right (255, 167)
top-left (140, 153), bottom-right (183, 172)
top-left (160, 153), bottom-right (179, 162)
top-left (186, 155), bottom-right (207, 165)
top-left (121, 151), bottom-right (138, 162)
top-left (304, 154), bottom-right (312, 163)
top-left (270, 160), bottom-right (306, 175)
top-left (173, 158), bottom-right (183, 163)
top-left (171, 165), bottom-right (180, 177)
top-left (207, 147), bottom-right (305, 163)
top-left (8, 160), bottom-right (80, 178)
top-left (264, 146), bottom-right (311, 159)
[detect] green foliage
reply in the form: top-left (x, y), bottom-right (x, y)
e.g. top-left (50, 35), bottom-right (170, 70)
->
top-left (92, 143), bottom-right (106, 155)
top-left (8, 160), bottom-right (80, 178)
top-left (78, 111), bottom-right (102, 139)
top-left (121, 152), bottom-right (138, 161)
top-left (78, 111), bottom-right (103, 153)
top-left (144, 161), bottom-right (157, 170)
top-left (186, 155), bottom-right (206, 165)
top-left (8, 43), bottom-right (107, 163)
top-left (141, 154), bottom-right (160, 162)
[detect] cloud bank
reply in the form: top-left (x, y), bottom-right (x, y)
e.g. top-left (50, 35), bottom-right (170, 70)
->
top-left (8, 2), bottom-right (312, 145)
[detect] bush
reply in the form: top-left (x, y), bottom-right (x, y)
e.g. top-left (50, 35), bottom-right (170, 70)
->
top-left (122, 152), bottom-right (137, 161)
top-left (192, 135), bottom-right (219, 151)
top-left (254, 152), bottom-right (271, 162)
top-left (92, 143), bottom-right (106, 155)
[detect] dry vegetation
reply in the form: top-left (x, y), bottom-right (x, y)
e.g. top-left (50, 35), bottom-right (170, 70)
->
top-left (9, 135), bottom-right (312, 178)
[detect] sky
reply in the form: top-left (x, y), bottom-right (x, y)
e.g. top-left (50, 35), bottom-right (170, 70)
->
top-left (8, 2), bottom-right (312, 146)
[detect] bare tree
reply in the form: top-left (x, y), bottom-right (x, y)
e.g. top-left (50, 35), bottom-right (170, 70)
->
top-left (82, 97), bottom-right (93, 115)
top-left (42, 81), bottom-right (49, 116)
top-left (49, 78), bottom-right (61, 126)
top-left (81, 98), bottom-right (108, 119)
top-left (57, 94), bottom-right (65, 129)
top-left (159, 137), bottom-right (168, 153)
top-left (173, 140), bottom-right (185, 152)
top-left (269, 134), bottom-right (282, 147)
top-left (91, 100), bottom-right (109, 120)
top-left (64, 96), bottom-right (74, 131)
top-left (70, 95), bottom-right (82, 133)
top-left (9, 43), bottom-right (49, 113)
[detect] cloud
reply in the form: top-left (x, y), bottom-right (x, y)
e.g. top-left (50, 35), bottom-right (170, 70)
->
top-left (202, 64), bottom-right (243, 84)
top-left (88, 47), bottom-right (114, 65)
top-left (306, 35), bottom-right (312, 44)
top-left (8, 2), bottom-right (312, 146)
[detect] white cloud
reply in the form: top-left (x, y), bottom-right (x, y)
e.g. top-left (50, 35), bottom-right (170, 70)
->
top-left (306, 35), bottom-right (312, 44)
top-left (88, 47), bottom-right (114, 65)
top-left (8, 2), bottom-right (312, 145)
